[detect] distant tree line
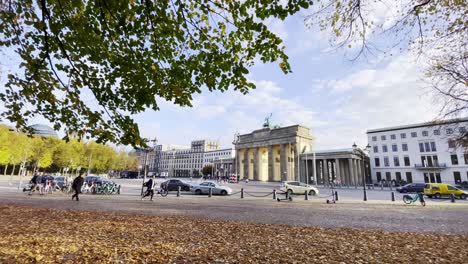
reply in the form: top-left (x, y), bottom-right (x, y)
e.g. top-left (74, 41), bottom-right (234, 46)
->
top-left (0, 125), bottom-right (138, 176)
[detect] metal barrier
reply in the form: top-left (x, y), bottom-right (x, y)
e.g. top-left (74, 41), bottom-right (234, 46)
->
top-left (244, 191), bottom-right (275, 198)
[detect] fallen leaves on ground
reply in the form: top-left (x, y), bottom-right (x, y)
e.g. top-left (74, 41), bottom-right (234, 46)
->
top-left (0, 204), bottom-right (466, 263)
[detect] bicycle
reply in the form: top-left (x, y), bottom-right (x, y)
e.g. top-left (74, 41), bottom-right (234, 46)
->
top-left (403, 192), bottom-right (426, 206)
top-left (157, 182), bottom-right (169, 197)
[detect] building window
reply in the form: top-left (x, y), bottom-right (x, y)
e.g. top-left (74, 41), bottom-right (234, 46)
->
top-left (419, 143), bottom-right (425, 152)
top-left (448, 139), bottom-right (456, 148)
top-left (400, 133), bottom-right (406, 139)
top-left (382, 145), bottom-right (388, 152)
top-left (424, 142), bottom-right (431, 152)
top-left (392, 144), bottom-right (398, 152)
top-left (393, 156), bottom-right (400, 167)
top-left (395, 172), bottom-right (402, 182)
top-left (411, 132), bottom-right (417, 138)
top-left (406, 172), bottom-right (413, 183)
top-left (376, 172), bottom-right (382, 182)
top-left (384, 157), bottom-right (389, 167)
top-left (446, 128), bottom-right (453, 135)
top-left (435, 173), bottom-right (441, 183)
top-left (390, 134), bottom-right (396, 140)
top-left (404, 156), bottom-right (410, 166)
top-left (375, 158), bottom-right (380, 167)
top-left (373, 146), bottom-right (378, 153)
top-left (433, 129), bottom-right (440, 135)
top-left (372, 136), bottom-right (377, 142)
top-left (385, 172), bottom-right (391, 181)
top-left (464, 154), bottom-right (468, 164)
top-left (402, 143), bottom-right (408, 151)
top-left (459, 127), bottom-right (466, 134)
top-left (451, 154), bottom-right (459, 165)
top-left (454, 171), bottom-right (461, 184)
top-left (430, 142), bottom-right (437, 152)
top-left (381, 135), bottom-right (386, 141)
top-left (422, 131), bottom-right (428, 137)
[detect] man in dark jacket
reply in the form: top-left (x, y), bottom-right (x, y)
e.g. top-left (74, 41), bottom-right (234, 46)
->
top-left (28, 173), bottom-right (39, 195)
top-left (71, 172), bottom-right (85, 201)
top-left (141, 178), bottom-right (154, 201)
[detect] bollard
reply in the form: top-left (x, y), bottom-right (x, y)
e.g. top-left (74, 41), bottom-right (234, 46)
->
top-left (451, 194), bottom-right (455, 203)
top-left (209, 187), bottom-right (212, 197)
top-left (305, 190), bottom-right (309, 201)
top-left (177, 186), bottom-right (181, 197)
top-left (391, 191), bottom-right (395, 202)
top-left (334, 191), bottom-right (338, 201)
top-left (381, 183), bottom-right (384, 191)
top-left (273, 189), bottom-right (277, 200)
top-left (364, 189), bottom-right (367, 202)
top-left (240, 188), bottom-right (244, 199)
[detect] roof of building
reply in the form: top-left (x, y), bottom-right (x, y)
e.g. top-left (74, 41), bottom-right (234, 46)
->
top-left (204, 148), bottom-right (233, 153)
top-left (303, 148), bottom-right (354, 155)
top-left (366, 117), bottom-right (468, 134)
top-left (30, 124), bottom-right (57, 137)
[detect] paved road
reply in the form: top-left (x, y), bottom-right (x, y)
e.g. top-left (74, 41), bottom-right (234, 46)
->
top-left (1, 180), bottom-right (467, 234)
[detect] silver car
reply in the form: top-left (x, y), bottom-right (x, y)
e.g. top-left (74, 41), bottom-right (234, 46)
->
top-left (190, 181), bottom-right (232, 196)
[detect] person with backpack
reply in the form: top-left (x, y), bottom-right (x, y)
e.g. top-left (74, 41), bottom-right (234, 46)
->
top-left (71, 172), bottom-right (85, 201)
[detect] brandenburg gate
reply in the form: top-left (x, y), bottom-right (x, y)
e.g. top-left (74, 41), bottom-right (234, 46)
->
top-left (234, 125), bottom-right (313, 182)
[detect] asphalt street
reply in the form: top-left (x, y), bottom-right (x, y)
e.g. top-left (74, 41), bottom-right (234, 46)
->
top-left (1, 176), bottom-right (467, 234)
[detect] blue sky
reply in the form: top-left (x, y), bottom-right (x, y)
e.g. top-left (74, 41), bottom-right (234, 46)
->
top-left (133, 12), bottom-right (436, 150)
top-left (0, 5), bottom-right (438, 151)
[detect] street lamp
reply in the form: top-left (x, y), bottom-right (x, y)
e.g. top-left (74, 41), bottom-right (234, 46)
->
top-left (352, 142), bottom-right (371, 201)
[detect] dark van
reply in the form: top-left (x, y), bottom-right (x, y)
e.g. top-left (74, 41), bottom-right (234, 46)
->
top-left (396, 183), bottom-right (425, 193)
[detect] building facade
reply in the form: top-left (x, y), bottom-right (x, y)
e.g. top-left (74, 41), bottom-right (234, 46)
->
top-left (203, 148), bottom-right (235, 177)
top-left (150, 140), bottom-right (221, 177)
top-left (367, 118), bottom-right (468, 185)
top-left (300, 148), bottom-right (370, 186)
top-left (234, 125), bottom-right (313, 182)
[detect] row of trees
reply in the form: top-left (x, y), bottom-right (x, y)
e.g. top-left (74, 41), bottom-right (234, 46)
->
top-left (0, 125), bottom-right (138, 176)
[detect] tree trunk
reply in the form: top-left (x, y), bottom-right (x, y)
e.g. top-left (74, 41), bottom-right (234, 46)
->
top-left (10, 164), bottom-right (16, 177)
top-left (4, 164), bottom-right (8, 177)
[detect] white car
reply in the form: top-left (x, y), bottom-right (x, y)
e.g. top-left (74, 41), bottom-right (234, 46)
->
top-left (280, 181), bottom-right (319, 196)
top-left (190, 181), bottom-right (232, 196)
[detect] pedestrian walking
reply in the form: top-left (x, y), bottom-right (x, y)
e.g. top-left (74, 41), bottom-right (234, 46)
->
top-left (71, 172), bottom-right (85, 201)
top-left (35, 173), bottom-right (44, 195)
top-left (141, 178), bottom-right (155, 201)
top-left (28, 172), bottom-right (39, 195)
top-left (40, 173), bottom-right (47, 195)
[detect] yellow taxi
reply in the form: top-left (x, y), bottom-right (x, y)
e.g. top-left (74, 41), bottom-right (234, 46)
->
top-left (424, 183), bottom-right (467, 199)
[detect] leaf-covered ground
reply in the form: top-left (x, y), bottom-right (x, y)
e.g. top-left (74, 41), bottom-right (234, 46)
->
top-left (0, 204), bottom-right (467, 263)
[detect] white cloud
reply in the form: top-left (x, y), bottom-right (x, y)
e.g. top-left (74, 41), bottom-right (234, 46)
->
top-left (311, 52), bottom-right (435, 149)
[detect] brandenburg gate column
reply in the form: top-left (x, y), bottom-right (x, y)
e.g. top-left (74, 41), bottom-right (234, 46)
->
top-left (268, 145), bottom-right (275, 182)
top-left (294, 144), bottom-right (299, 181)
top-left (335, 158), bottom-right (341, 185)
top-left (253, 147), bottom-right (260, 181)
top-left (348, 158), bottom-right (354, 187)
top-left (323, 159), bottom-right (329, 186)
top-left (280, 144), bottom-right (287, 181)
top-left (236, 149), bottom-right (241, 178)
top-left (243, 149), bottom-right (249, 180)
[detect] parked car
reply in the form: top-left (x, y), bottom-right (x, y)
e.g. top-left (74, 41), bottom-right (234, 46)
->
top-left (161, 179), bottom-right (191, 191)
top-left (190, 181), bottom-right (232, 195)
top-left (280, 181), bottom-right (319, 196)
top-left (53, 176), bottom-right (67, 189)
top-left (396, 183), bottom-right (425, 193)
top-left (84, 176), bottom-right (116, 186)
top-left (424, 183), bottom-right (467, 199)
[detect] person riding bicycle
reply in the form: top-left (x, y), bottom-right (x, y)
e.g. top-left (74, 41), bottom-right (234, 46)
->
top-left (141, 178), bottom-right (155, 201)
